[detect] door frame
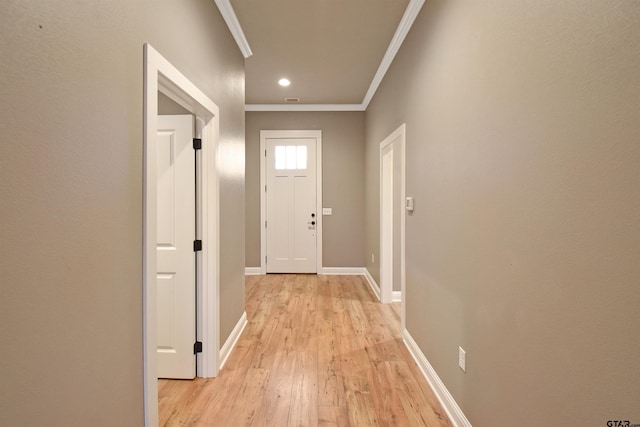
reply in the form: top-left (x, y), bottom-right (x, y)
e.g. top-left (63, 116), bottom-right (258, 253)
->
top-left (259, 130), bottom-right (323, 274)
top-left (379, 124), bottom-right (406, 325)
top-left (380, 142), bottom-right (395, 303)
top-left (143, 44), bottom-right (220, 426)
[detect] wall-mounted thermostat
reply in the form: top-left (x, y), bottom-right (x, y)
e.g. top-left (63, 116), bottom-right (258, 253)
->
top-left (405, 197), bottom-right (414, 212)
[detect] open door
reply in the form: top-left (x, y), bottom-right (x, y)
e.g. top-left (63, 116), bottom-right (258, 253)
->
top-left (156, 114), bottom-right (196, 379)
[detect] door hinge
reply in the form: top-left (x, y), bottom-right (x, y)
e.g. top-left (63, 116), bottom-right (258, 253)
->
top-left (265, 256), bottom-right (267, 264)
top-left (194, 341), bottom-right (203, 354)
top-left (193, 138), bottom-right (202, 150)
top-left (193, 240), bottom-right (202, 252)
top-left (265, 149), bottom-right (267, 157)
top-left (265, 185), bottom-right (267, 192)
top-left (265, 220), bottom-right (267, 228)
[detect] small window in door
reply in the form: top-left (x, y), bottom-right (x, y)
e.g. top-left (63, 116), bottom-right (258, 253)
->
top-left (275, 145), bottom-right (307, 170)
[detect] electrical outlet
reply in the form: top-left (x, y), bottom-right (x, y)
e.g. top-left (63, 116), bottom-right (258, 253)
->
top-left (371, 254), bottom-right (375, 263)
top-left (458, 346), bottom-right (466, 372)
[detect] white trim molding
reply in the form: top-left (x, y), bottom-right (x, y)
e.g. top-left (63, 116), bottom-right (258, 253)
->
top-left (242, 0), bottom-right (425, 112)
top-left (403, 330), bottom-right (472, 427)
top-left (361, 0), bottom-right (425, 109)
top-left (392, 291), bottom-right (402, 302)
top-left (379, 124), bottom-right (407, 326)
top-left (143, 43), bottom-right (221, 427)
top-left (245, 267), bottom-right (262, 275)
top-left (246, 104), bottom-right (365, 112)
top-left (214, 0), bottom-right (252, 58)
top-left (219, 312), bottom-right (248, 370)
top-left (363, 269), bottom-right (381, 302)
top-left (321, 267), bottom-right (366, 275)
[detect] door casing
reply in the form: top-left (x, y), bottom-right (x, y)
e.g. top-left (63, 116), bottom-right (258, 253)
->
top-left (381, 142), bottom-right (395, 303)
top-left (143, 44), bottom-right (220, 427)
top-left (379, 124), bottom-right (406, 328)
top-left (260, 130), bottom-right (323, 274)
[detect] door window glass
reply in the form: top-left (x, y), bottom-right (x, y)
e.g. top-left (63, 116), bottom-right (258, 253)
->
top-left (275, 145), bottom-right (307, 170)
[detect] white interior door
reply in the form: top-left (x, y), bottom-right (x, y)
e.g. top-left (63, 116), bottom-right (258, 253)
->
top-left (156, 114), bottom-right (196, 379)
top-left (266, 138), bottom-right (317, 273)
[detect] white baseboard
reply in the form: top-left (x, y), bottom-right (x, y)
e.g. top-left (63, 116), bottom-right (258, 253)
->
top-left (392, 290), bottom-right (402, 302)
top-left (402, 329), bottom-right (472, 427)
top-left (244, 267), bottom-right (262, 275)
top-left (363, 268), bottom-right (381, 301)
top-left (321, 267), bottom-right (366, 275)
top-left (219, 311), bottom-right (247, 370)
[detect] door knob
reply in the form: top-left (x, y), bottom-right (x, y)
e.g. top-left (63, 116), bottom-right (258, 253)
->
top-left (311, 221), bottom-right (316, 225)
top-left (311, 213), bottom-right (316, 218)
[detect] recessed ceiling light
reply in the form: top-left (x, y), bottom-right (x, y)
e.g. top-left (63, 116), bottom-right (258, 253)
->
top-left (278, 78), bottom-right (291, 87)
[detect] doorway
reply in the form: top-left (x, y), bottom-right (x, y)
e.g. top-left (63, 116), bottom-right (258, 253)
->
top-left (260, 130), bottom-right (323, 274)
top-left (379, 125), bottom-right (406, 315)
top-left (143, 44), bottom-right (220, 426)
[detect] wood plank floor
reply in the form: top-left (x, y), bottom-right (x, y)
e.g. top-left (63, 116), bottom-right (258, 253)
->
top-left (158, 274), bottom-right (453, 427)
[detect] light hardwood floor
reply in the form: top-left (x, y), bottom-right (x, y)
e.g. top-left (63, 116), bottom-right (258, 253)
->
top-left (158, 274), bottom-right (452, 426)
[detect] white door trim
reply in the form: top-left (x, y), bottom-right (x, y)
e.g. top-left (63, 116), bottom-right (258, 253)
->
top-left (143, 44), bottom-right (221, 427)
top-left (260, 130), bottom-right (323, 274)
top-left (381, 143), bottom-right (394, 304)
top-left (379, 124), bottom-right (406, 329)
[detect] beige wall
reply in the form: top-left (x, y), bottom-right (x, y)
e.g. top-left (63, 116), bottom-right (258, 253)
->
top-left (0, 1), bottom-right (245, 426)
top-left (158, 92), bottom-right (192, 115)
top-left (245, 112), bottom-right (365, 268)
top-left (366, 0), bottom-right (640, 424)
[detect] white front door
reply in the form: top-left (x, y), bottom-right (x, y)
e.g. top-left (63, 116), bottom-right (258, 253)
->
top-left (156, 114), bottom-right (196, 379)
top-left (265, 138), bottom-right (317, 273)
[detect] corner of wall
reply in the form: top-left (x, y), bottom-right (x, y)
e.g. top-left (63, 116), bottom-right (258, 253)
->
top-left (363, 268), bottom-right (381, 301)
top-left (219, 311), bottom-right (248, 370)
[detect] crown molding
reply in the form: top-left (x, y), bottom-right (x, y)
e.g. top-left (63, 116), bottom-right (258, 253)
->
top-left (245, 104), bottom-right (366, 112)
top-left (361, 0), bottom-right (425, 109)
top-left (233, 0), bottom-right (425, 111)
top-left (214, 0), bottom-right (253, 58)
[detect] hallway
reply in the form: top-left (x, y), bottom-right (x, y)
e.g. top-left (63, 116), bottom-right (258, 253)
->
top-left (158, 274), bottom-right (452, 426)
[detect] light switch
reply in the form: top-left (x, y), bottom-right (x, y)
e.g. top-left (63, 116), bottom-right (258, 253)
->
top-left (405, 197), bottom-right (414, 212)
top-left (322, 208), bottom-right (332, 215)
